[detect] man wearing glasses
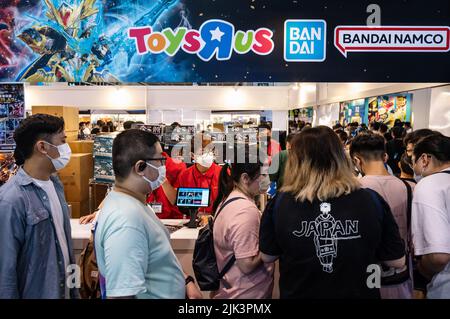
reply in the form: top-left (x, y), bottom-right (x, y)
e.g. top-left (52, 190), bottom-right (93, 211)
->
top-left (94, 129), bottom-right (201, 299)
top-left (146, 151), bottom-right (187, 219)
top-left (411, 133), bottom-right (450, 299)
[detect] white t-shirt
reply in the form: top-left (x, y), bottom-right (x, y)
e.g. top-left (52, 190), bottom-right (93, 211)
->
top-left (411, 167), bottom-right (450, 256)
top-left (32, 178), bottom-right (71, 297)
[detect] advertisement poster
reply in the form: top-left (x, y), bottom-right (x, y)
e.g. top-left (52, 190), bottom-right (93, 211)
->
top-left (0, 83), bottom-right (25, 151)
top-left (365, 93), bottom-right (412, 127)
top-left (289, 107), bottom-right (314, 132)
top-left (0, 0), bottom-right (448, 83)
top-left (339, 99), bottom-right (366, 126)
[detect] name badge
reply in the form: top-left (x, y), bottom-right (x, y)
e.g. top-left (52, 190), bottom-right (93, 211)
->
top-left (150, 203), bottom-right (163, 214)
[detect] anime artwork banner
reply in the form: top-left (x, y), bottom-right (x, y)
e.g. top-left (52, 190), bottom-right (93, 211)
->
top-left (0, 0), bottom-right (449, 83)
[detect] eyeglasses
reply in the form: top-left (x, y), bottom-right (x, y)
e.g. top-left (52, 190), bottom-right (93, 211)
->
top-left (409, 154), bottom-right (431, 169)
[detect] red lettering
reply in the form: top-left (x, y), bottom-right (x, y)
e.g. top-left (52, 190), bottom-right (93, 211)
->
top-left (129, 27), bottom-right (151, 54)
top-left (183, 30), bottom-right (202, 53)
top-left (252, 28), bottom-right (274, 55)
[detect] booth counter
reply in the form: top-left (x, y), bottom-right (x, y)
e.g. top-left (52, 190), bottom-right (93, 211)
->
top-left (71, 219), bottom-right (205, 296)
top-left (71, 219), bottom-right (279, 298)
top-left (71, 218), bottom-right (198, 257)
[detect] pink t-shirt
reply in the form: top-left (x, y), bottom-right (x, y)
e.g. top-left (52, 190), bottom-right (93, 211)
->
top-left (360, 175), bottom-right (415, 299)
top-left (212, 190), bottom-right (274, 299)
top-left (360, 175), bottom-right (415, 242)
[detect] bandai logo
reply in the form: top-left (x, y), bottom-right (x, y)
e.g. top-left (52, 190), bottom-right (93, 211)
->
top-left (284, 19), bottom-right (327, 62)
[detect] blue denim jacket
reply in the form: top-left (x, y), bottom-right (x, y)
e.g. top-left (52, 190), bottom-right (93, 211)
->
top-left (0, 168), bottom-right (79, 299)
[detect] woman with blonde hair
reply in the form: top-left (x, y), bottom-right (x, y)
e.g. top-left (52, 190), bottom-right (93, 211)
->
top-left (259, 126), bottom-right (406, 299)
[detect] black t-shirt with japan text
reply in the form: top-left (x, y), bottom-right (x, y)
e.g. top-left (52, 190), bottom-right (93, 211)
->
top-left (259, 188), bottom-right (405, 299)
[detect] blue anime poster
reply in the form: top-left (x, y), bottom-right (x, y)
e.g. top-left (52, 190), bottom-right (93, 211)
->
top-left (339, 99), bottom-right (366, 126)
top-left (0, 0), bottom-right (275, 83)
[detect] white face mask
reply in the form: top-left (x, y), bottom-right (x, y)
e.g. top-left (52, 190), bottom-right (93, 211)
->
top-left (195, 152), bottom-right (214, 169)
top-left (259, 174), bottom-right (271, 193)
top-left (413, 172), bottom-right (423, 183)
top-left (413, 155), bottom-right (427, 183)
top-left (44, 142), bottom-right (72, 171)
top-left (142, 162), bottom-right (166, 191)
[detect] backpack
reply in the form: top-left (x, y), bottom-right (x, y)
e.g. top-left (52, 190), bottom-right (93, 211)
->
top-left (78, 227), bottom-right (101, 299)
top-left (192, 197), bottom-right (244, 291)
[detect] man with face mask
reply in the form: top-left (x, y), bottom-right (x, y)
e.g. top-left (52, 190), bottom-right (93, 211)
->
top-left (0, 114), bottom-right (78, 299)
top-left (163, 132), bottom-right (222, 216)
top-left (94, 129), bottom-right (201, 299)
top-left (350, 132), bottom-right (414, 299)
top-left (411, 134), bottom-right (450, 299)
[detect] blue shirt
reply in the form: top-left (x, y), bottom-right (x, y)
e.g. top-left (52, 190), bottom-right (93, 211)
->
top-left (0, 168), bottom-right (78, 299)
top-left (95, 190), bottom-right (185, 299)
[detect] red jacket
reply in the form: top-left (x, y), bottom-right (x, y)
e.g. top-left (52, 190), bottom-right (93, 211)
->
top-left (147, 152), bottom-right (186, 219)
top-left (268, 139), bottom-right (281, 157)
top-left (175, 162), bottom-right (222, 215)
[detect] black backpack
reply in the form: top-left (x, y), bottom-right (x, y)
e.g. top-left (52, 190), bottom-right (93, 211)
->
top-left (192, 197), bottom-right (244, 291)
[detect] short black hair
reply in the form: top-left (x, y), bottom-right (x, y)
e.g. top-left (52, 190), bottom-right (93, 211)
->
top-left (399, 153), bottom-right (414, 176)
top-left (336, 130), bottom-right (348, 144)
top-left (97, 119), bottom-right (105, 127)
top-left (404, 129), bottom-right (439, 146)
top-left (370, 122), bottom-right (381, 131)
top-left (258, 123), bottom-right (272, 131)
top-left (332, 123), bottom-right (343, 131)
top-left (112, 129), bottom-right (160, 181)
top-left (13, 114), bottom-right (65, 166)
top-left (350, 132), bottom-right (386, 161)
top-left (391, 126), bottom-right (405, 139)
top-left (404, 122), bottom-right (411, 128)
top-left (394, 119), bottom-right (403, 127)
top-left (171, 122), bottom-right (181, 128)
top-left (123, 120), bottom-right (135, 130)
top-left (414, 134), bottom-right (450, 163)
top-left (379, 123), bottom-right (388, 134)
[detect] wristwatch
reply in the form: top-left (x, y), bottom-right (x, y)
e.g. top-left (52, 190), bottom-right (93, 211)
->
top-left (185, 275), bottom-right (195, 286)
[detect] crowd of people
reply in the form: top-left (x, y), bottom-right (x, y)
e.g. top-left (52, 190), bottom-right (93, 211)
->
top-left (78, 120), bottom-right (144, 139)
top-left (0, 113), bottom-right (448, 299)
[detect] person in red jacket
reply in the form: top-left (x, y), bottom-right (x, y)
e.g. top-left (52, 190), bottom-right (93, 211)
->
top-left (80, 154), bottom-right (187, 224)
top-left (163, 132), bottom-right (221, 215)
top-left (147, 152), bottom-right (187, 219)
top-left (258, 123), bottom-right (281, 158)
